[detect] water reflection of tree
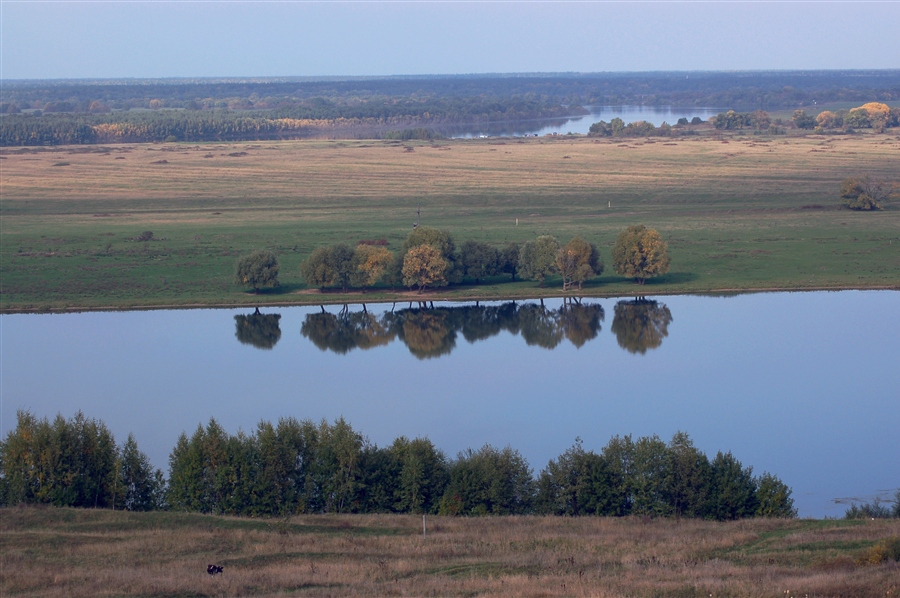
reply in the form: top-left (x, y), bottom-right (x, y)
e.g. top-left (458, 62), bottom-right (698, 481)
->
top-left (611, 299), bottom-right (673, 354)
top-left (299, 300), bottom-right (606, 357)
top-left (301, 308), bottom-right (396, 354)
top-left (517, 303), bottom-right (563, 349)
top-left (559, 301), bottom-right (605, 348)
top-left (397, 309), bottom-right (457, 359)
top-left (234, 308), bottom-right (282, 350)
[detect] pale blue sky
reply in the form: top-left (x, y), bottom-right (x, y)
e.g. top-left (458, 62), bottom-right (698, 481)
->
top-left (1, 1), bottom-right (898, 79)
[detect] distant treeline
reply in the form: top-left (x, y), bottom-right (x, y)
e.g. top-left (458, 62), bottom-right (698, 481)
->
top-left (0, 98), bottom-right (581, 146)
top-left (3, 71), bottom-right (898, 111)
top-left (0, 411), bottom-right (797, 520)
top-left (3, 71), bottom-right (898, 145)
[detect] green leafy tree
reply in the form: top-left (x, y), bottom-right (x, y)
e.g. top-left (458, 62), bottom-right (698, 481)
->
top-left (439, 445), bottom-right (534, 516)
top-left (843, 107), bottom-right (871, 129)
top-left (300, 246), bottom-right (335, 290)
top-left (707, 451), bottom-right (759, 521)
top-left (610, 117), bottom-right (625, 135)
top-left (0, 411), bottom-right (120, 509)
top-left (535, 439), bottom-right (619, 516)
top-left (611, 225), bottom-right (670, 285)
top-left (500, 242), bottom-right (521, 280)
top-left (791, 109), bottom-right (816, 130)
top-left (630, 435), bottom-right (672, 517)
top-left (300, 244), bottom-right (355, 291)
top-left (234, 250), bottom-right (279, 293)
top-left (459, 240), bottom-right (500, 283)
top-left (588, 120), bottom-right (612, 136)
top-left (402, 244), bottom-right (448, 292)
top-left (600, 435), bottom-right (635, 516)
top-left (665, 432), bottom-right (710, 518)
top-left (391, 437), bottom-right (449, 513)
top-left (556, 236), bottom-right (602, 291)
top-left (120, 433), bottom-right (165, 511)
top-left (754, 472), bottom-right (797, 518)
top-left (313, 417), bottom-right (365, 513)
top-left (518, 235), bottom-right (560, 287)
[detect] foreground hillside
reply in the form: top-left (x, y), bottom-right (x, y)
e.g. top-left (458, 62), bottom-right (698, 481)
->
top-left (1, 507), bottom-right (898, 597)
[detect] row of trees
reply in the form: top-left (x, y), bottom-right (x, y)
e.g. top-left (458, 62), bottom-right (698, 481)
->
top-left (0, 97), bottom-right (582, 146)
top-left (804, 102), bottom-right (900, 133)
top-left (588, 118), bottom-right (682, 138)
top-left (1, 411), bottom-right (796, 520)
top-left (236, 225), bottom-right (670, 294)
top-left (0, 411), bottom-right (164, 511)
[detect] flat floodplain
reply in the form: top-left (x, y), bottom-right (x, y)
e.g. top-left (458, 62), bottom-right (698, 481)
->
top-left (2, 508), bottom-right (898, 598)
top-left (2, 133), bottom-right (899, 310)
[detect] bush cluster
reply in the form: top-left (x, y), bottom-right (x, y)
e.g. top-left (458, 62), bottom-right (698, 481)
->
top-left (2, 411), bottom-right (796, 520)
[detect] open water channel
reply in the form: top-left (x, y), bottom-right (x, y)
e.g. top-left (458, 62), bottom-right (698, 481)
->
top-left (1, 290), bottom-right (897, 518)
top-left (451, 105), bottom-right (721, 138)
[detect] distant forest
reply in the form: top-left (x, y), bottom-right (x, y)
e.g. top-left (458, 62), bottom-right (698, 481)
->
top-left (2, 71), bottom-right (899, 145)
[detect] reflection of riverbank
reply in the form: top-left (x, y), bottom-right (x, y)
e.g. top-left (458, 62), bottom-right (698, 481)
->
top-left (236, 298), bottom-right (676, 356)
top-left (296, 299), bottom-right (606, 358)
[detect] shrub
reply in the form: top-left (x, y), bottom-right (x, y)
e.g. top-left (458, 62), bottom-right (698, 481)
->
top-left (858, 537), bottom-right (900, 565)
top-left (234, 249), bottom-right (280, 292)
top-left (845, 498), bottom-right (893, 519)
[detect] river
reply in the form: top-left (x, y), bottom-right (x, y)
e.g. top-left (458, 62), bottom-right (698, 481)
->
top-left (1, 290), bottom-right (896, 518)
top-left (451, 105), bottom-right (721, 138)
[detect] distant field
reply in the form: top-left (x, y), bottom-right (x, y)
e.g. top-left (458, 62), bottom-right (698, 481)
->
top-left (1, 507), bottom-right (898, 597)
top-left (2, 133), bottom-right (899, 311)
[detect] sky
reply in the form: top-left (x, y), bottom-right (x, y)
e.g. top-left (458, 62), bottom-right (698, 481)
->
top-left (1, 1), bottom-right (899, 80)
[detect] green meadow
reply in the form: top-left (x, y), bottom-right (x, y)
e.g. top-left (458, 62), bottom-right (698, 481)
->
top-left (2, 132), bottom-right (898, 312)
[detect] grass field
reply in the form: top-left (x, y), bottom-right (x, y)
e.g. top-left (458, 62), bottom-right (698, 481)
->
top-left (1, 507), bottom-right (898, 597)
top-left (2, 132), bottom-right (899, 311)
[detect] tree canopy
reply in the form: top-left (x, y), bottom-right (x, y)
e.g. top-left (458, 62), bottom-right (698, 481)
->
top-left (234, 250), bottom-right (279, 292)
top-left (518, 236), bottom-right (560, 287)
top-left (402, 245), bottom-right (448, 292)
top-left (840, 175), bottom-right (895, 211)
top-left (556, 236), bottom-right (602, 291)
top-left (611, 225), bottom-right (671, 285)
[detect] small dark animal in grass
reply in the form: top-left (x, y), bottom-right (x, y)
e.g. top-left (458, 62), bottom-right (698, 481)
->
top-left (207, 564), bottom-right (223, 575)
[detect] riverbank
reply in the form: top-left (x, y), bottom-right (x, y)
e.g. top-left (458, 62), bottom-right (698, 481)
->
top-left (2, 507), bottom-right (898, 597)
top-left (2, 134), bottom-right (898, 312)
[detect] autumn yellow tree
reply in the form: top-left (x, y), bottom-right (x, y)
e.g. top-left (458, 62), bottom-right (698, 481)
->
top-left (555, 236), bottom-right (603, 291)
top-left (840, 175), bottom-right (896, 211)
top-left (351, 245), bottom-right (394, 292)
top-left (402, 245), bottom-right (447, 292)
top-left (611, 225), bottom-right (670, 285)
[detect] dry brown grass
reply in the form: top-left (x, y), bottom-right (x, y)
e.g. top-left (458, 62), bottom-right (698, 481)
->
top-left (1, 507), bottom-right (898, 597)
top-left (3, 136), bottom-right (899, 206)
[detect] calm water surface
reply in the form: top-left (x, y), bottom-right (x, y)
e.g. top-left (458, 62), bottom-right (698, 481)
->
top-left (452, 105), bottom-right (720, 138)
top-left (1, 291), bottom-right (897, 518)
